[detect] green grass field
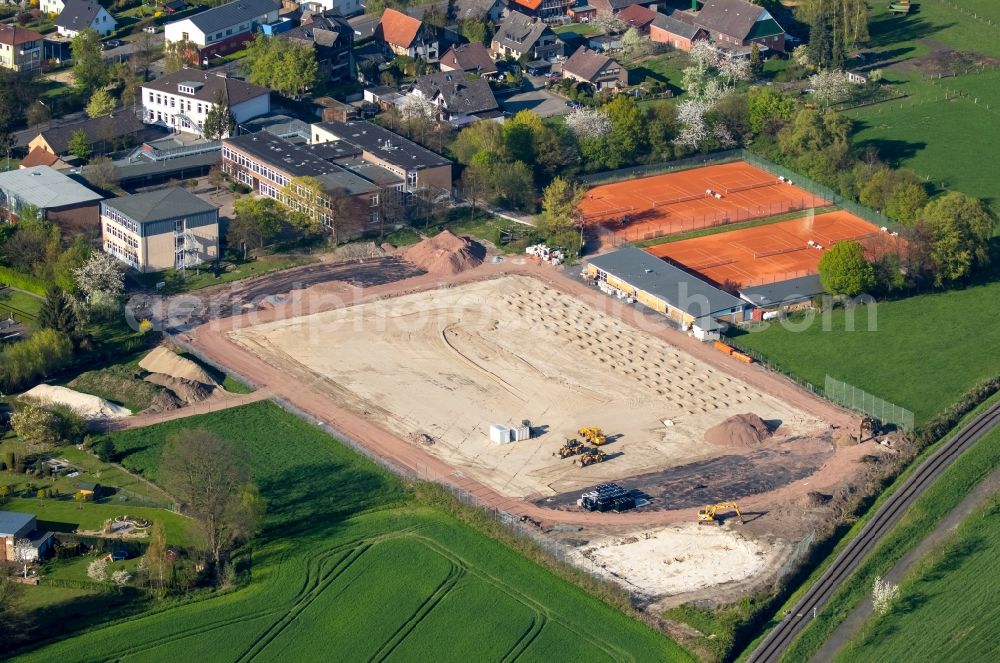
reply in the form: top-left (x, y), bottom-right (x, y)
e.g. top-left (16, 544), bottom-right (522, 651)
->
top-left (835, 493), bottom-right (1000, 662)
top-left (0, 287), bottom-right (43, 325)
top-left (731, 281), bottom-right (1000, 424)
top-left (11, 402), bottom-right (690, 662)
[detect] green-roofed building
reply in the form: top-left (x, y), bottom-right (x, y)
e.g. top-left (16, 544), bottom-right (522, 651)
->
top-left (100, 187), bottom-right (219, 273)
top-left (690, 0), bottom-right (786, 54)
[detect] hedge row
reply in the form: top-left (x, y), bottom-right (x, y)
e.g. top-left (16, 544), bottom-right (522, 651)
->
top-left (915, 377), bottom-right (1000, 447)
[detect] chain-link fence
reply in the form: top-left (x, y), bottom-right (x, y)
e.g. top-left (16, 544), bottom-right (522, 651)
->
top-left (579, 149), bottom-right (744, 187)
top-left (773, 530), bottom-right (816, 590)
top-left (824, 375), bottom-right (915, 431)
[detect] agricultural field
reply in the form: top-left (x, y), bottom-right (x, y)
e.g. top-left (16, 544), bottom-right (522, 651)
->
top-left (731, 280), bottom-right (1000, 425)
top-left (834, 492), bottom-right (1000, 662)
top-left (10, 402), bottom-right (690, 661)
top-left (847, 3), bottom-right (1000, 216)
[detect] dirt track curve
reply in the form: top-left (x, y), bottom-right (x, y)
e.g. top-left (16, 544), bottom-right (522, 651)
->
top-left (747, 398), bottom-right (1000, 663)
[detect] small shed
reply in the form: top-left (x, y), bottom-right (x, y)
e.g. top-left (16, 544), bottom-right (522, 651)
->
top-left (75, 481), bottom-right (101, 498)
top-left (489, 424), bottom-right (515, 444)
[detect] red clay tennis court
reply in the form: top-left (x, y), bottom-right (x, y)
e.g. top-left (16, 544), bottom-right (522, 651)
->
top-left (580, 161), bottom-right (829, 245)
top-left (646, 210), bottom-right (897, 288)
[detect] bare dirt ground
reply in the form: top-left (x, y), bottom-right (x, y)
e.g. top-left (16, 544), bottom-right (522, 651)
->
top-left (175, 256), bottom-right (873, 599)
top-left (228, 274), bottom-right (827, 501)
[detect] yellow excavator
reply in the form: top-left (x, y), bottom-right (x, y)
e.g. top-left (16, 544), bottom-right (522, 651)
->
top-left (554, 439), bottom-right (583, 459)
top-left (575, 447), bottom-right (607, 467)
top-left (578, 427), bottom-right (607, 446)
top-left (697, 502), bottom-right (743, 525)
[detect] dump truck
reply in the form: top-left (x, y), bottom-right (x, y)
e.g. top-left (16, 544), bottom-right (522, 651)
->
top-left (554, 439), bottom-right (583, 459)
top-left (575, 447), bottom-right (607, 467)
top-left (578, 427), bottom-right (607, 446)
top-left (697, 501), bottom-right (743, 525)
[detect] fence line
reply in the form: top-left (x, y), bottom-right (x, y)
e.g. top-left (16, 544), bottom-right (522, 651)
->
top-left (824, 375), bottom-right (915, 431)
top-left (579, 149), bottom-right (744, 187)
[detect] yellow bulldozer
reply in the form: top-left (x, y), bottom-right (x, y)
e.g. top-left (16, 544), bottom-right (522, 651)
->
top-left (575, 447), bottom-right (607, 467)
top-left (578, 427), bottom-right (607, 446)
top-left (554, 439), bottom-right (583, 459)
top-left (697, 502), bottom-right (743, 525)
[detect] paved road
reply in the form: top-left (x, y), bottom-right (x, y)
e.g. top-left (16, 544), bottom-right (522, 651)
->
top-left (501, 88), bottom-right (570, 118)
top-left (747, 399), bottom-right (1000, 663)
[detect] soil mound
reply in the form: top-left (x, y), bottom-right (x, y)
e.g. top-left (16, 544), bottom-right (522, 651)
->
top-left (143, 374), bottom-right (213, 404)
top-left (22, 384), bottom-right (132, 420)
top-left (704, 413), bottom-right (771, 449)
top-left (139, 346), bottom-right (217, 386)
top-left (403, 230), bottom-right (485, 275)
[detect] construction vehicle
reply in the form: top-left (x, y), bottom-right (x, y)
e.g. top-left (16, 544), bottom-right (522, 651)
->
top-left (575, 447), bottom-right (607, 467)
top-left (554, 439), bottom-right (583, 459)
top-left (577, 427), bottom-right (607, 446)
top-left (697, 502), bottom-right (743, 525)
top-left (860, 416), bottom-right (881, 439)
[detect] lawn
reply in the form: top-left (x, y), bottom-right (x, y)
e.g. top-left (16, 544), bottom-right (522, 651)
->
top-left (628, 51), bottom-right (690, 96)
top-left (552, 22), bottom-right (605, 37)
top-left (134, 254), bottom-right (317, 294)
top-left (835, 491), bottom-right (1000, 662)
top-left (730, 281), bottom-right (1000, 424)
top-left (10, 402), bottom-right (690, 661)
top-left (0, 287), bottom-right (43, 325)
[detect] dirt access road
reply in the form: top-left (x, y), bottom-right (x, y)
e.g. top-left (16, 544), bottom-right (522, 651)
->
top-left (172, 256), bottom-right (861, 528)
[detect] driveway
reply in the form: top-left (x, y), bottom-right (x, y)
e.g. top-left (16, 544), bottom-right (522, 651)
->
top-left (500, 88), bottom-right (570, 118)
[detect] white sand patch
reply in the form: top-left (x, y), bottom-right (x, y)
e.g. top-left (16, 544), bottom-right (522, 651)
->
top-left (575, 524), bottom-right (776, 597)
top-left (139, 346), bottom-right (217, 386)
top-left (22, 384), bottom-right (132, 420)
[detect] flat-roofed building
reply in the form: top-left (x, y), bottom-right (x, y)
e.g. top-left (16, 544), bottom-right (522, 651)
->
top-left (101, 188), bottom-right (219, 272)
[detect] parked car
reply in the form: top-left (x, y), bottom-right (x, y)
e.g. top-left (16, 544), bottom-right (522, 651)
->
top-left (102, 39), bottom-right (122, 50)
top-left (143, 25), bottom-right (159, 34)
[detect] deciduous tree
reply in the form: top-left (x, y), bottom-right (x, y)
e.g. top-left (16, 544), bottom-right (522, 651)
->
top-left (918, 191), bottom-right (995, 285)
top-left (72, 29), bottom-right (110, 92)
top-left (818, 240), bottom-right (875, 296)
top-left (243, 36), bottom-right (317, 98)
top-left (68, 129), bottom-right (91, 161)
top-left (202, 91), bottom-right (236, 140)
top-left (86, 88), bottom-right (116, 118)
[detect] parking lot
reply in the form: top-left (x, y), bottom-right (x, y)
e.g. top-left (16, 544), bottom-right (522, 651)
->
top-left (500, 87), bottom-right (571, 118)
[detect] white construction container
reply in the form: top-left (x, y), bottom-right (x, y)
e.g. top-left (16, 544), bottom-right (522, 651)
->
top-left (489, 424), bottom-right (514, 444)
top-left (513, 420), bottom-right (531, 441)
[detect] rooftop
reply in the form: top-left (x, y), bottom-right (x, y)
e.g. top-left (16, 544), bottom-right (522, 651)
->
top-left (376, 8), bottom-right (424, 49)
top-left (0, 167), bottom-right (103, 209)
top-left (563, 46), bottom-right (620, 81)
top-left (0, 24), bottom-right (43, 46)
top-left (588, 247), bottom-right (745, 317)
top-left (694, 0), bottom-right (779, 41)
top-left (56, 0), bottom-right (111, 31)
top-left (143, 70), bottom-right (269, 106)
top-left (34, 112), bottom-right (144, 155)
top-left (20, 146), bottom-right (62, 169)
top-left (0, 510), bottom-right (35, 536)
top-left (225, 132), bottom-right (376, 195)
top-left (440, 43), bottom-right (497, 73)
top-left (739, 274), bottom-right (825, 307)
top-left (617, 4), bottom-right (657, 28)
top-left (182, 0), bottom-right (280, 35)
top-left (103, 188), bottom-right (218, 224)
top-left (314, 120), bottom-right (452, 171)
top-left (496, 11), bottom-right (552, 51)
top-left (652, 12), bottom-right (705, 40)
top-left (414, 71), bottom-right (499, 115)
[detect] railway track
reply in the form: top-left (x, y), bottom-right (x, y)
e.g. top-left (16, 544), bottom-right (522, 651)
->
top-left (748, 398), bottom-right (1000, 663)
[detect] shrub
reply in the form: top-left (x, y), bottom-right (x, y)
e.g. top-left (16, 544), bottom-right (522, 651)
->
top-left (87, 557), bottom-right (108, 582)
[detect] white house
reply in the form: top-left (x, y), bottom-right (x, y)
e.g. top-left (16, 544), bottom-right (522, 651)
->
top-left (164, 0), bottom-right (280, 61)
top-left (56, 0), bottom-right (117, 38)
top-left (40, 0), bottom-right (66, 16)
top-left (141, 70), bottom-right (271, 137)
top-left (299, 0), bottom-right (365, 18)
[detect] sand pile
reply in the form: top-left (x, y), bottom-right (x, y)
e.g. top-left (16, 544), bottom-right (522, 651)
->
top-left (143, 374), bottom-right (213, 404)
top-left (332, 241), bottom-right (385, 261)
top-left (403, 230), bottom-right (485, 274)
top-left (139, 346), bottom-right (217, 386)
top-left (22, 384), bottom-right (132, 420)
top-left (705, 413), bottom-right (771, 448)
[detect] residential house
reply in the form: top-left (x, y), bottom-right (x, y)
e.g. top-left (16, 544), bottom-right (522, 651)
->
top-left (588, 0), bottom-right (657, 18)
top-left (0, 166), bottom-right (103, 229)
top-left (508, 0), bottom-right (575, 20)
top-left (56, 0), bottom-right (117, 38)
top-left (311, 120), bottom-right (453, 192)
top-left (299, 0), bottom-right (365, 18)
top-left (0, 512), bottom-right (53, 563)
top-left (164, 0), bottom-right (281, 61)
top-left (19, 146), bottom-right (71, 171)
top-left (40, 0), bottom-right (65, 16)
top-left (691, 0), bottom-right (785, 54)
top-left (491, 12), bottom-right (563, 62)
top-left (222, 131), bottom-right (395, 239)
top-left (452, 0), bottom-right (506, 23)
top-left (101, 188), bottom-right (219, 272)
top-left (28, 112), bottom-right (145, 158)
top-left (561, 46), bottom-right (627, 91)
top-left (617, 4), bottom-right (656, 35)
top-left (650, 12), bottom-right (708, 52)
top-left (0, 25), bottom-right (42, 73)
top-left (283, 10), bottom-right (354, 83)
top-left (375, 8), bottom-right (438, 61)
top-left (847, 69), bottom-right (869, 85)
top-left (439, 43), bottom-right (497, 76)
top-left (409, 71), bottom-right (500, 124)
top-left (141, 70), bottom-right (271, 136)
top-left (313, 96), bottom-right (359, 122)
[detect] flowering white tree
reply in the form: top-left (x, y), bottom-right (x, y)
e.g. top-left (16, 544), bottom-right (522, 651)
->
top-left (87, 557), bottom-right (108, 582)
top-left (713, 123), bottom-right (737, 148)
top-left (872, 575), bottom-right (900, 616)
top-left (73, 252), bottom-right (125, 305)
top-left (621, 27), bottom-right (642, 54)
top-left (793, 44), bottom-right (811, 68)
top-left (675, 99), bottom-right (710, 148)
top-left (564, 107), bottom-right (611, 139)
top-left (111, 569), bottom-right (131, 587)
top-left (13, 538), bottom-right (34, 578)
top-left (810, 70), bottom-right (852, 105)
top-left (718, 55), bottom-right (752, 89)
top-left (400, 94), bottom-right (436, 120)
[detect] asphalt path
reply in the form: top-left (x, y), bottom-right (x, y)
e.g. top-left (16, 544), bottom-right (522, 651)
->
top-left (747, 398), bottom-right (1000, 662)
